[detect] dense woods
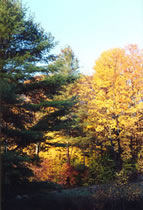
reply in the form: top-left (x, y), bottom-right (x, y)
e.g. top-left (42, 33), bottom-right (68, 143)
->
top-left (1, 1), bottom-right (143, 210)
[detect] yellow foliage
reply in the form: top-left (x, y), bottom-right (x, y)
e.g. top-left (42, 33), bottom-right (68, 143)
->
top-left (76, 45), bottom-right (143, 161)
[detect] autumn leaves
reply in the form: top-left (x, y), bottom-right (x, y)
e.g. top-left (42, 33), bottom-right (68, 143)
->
top-left (77, 45), bottom-right (143, 173)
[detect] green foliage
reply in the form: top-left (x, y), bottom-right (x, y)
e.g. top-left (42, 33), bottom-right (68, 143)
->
top-left (2, 150), bottom-right (33, 185)
top-left (0, 0), bottom-right (77, 146)
top-left (73, 163), bottom-right (89, 186)
top-left (2, 1), bottom-right (142, 197)
top-left (56, 46), bottom-right (79, 76)
top-left (88, 152), bottom-right (116, 185)
top-left (115, 160), bottom-right (137, 184)
top-left (0, 0), bottom-right (78, 186)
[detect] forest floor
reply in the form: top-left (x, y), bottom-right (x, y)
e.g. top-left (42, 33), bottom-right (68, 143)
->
top-left (3, 181), bottom-right (143, 210)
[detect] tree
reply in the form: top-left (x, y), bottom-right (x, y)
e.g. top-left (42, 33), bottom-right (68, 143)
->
top-left (77, 45), bottom-right (143, 179)
top-left (0, 0), bottom-right (77, 185)
top-left (48, 46), bottom-right (80, 165)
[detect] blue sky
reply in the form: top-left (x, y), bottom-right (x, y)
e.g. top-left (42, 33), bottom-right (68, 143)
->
top-left (23, 0), bottom-right (143, 74)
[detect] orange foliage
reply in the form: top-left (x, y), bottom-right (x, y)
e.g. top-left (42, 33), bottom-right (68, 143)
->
top-left (58, 163), bottom-right (78, 186)
top-left (31, 158), bottom-right (79, 187)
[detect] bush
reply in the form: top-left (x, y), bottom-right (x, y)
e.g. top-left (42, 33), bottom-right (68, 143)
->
top-left (58, 163), bottom-right (78, 187)
top-left (73, 163), bottom-right (89, 186)
top-left (115, 161), bottom-right (137, 184)
top-left (87, 152), bottom-right (116, 185)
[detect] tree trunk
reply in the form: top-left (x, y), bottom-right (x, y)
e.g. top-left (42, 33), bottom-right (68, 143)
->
top-left (35, 143), bottom-right (40, 157)
top-left (66, 141), bottom-right (70, 165)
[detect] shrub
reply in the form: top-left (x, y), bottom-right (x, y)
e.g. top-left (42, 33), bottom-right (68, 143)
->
top-left (87, 152), bottom-right (116, 185)
top-left (58, 163), bottom-right (78, 187)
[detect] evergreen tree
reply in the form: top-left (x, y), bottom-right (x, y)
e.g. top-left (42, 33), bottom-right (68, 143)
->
top-left (52, 46), bottom-right (83, 164)
top-left (57, 46), bottom-right (79, 75)
top-left (0, 0), bottom-right (77, 185)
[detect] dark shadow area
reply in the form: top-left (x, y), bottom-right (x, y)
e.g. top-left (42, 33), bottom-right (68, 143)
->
top-left (2, 181), bottom-right (143, 210)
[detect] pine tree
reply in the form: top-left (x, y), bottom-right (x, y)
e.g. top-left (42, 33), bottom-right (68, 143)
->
top-left (0, 0), bottom-right (77, 185)
top-left (48, 46), bottom-right (80, 164)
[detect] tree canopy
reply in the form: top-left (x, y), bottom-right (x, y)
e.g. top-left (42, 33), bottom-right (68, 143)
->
top-left (0, 0), bottom-right (79, 185)
top-left (1, 1), bottom-right (143, 200)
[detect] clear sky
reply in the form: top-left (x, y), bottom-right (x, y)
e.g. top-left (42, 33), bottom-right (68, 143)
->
top-left (23, 0), bottom-right (143, 74)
